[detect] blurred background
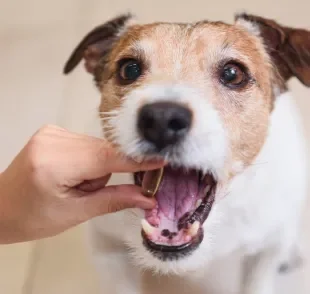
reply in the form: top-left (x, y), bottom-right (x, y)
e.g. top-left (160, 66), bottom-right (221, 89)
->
top-left (0, 0), bottom-right (310, 293)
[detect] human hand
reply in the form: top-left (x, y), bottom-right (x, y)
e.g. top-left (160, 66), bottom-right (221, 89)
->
top-left (0, 125), bottom-right (164, 244)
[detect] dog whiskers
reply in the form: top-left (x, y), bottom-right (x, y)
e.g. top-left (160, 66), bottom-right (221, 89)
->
top-left (99, 110), bottom-right (119, 114)
top-left (103, 126), bottom-right (115, 132)
top-left (100, 117), bottom-right (117, 121)
top-left (99, 113), bottom-right (118, 117)
top-left (102, 128), bottom-right (115, 136)
top-left (124, 139), bottom-right (146, 158)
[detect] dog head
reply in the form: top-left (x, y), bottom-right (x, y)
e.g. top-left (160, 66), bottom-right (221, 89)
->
top-left (64, 13), bottom-right (310, 273)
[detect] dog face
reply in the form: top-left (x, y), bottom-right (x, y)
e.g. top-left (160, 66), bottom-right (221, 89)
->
top-left (64, 13), bottom-right (310, 273)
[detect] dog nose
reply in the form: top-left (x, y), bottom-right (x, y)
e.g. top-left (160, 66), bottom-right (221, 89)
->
top-left (137, 102), bottom-right (192, 150)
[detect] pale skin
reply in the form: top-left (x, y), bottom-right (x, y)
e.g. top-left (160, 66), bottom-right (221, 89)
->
top-left (0, 125), bottom-right (164, 244)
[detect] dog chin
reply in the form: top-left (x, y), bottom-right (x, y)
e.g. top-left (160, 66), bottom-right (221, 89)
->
top-left (124, 217), bottom-right (216, 275)
top-left (122, 195), bottom-right (222, 275)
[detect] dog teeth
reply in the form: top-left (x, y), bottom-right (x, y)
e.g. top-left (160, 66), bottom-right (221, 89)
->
top-left (142, 168), bottom-right (164, 198)
top-left (204, 185), bottom-right (211, 195)
top-left (188, 221), bottom-right (200, 237)
top-left (195, 199), bottom-right (202, 209)
top-left (141, 219), bottom-right (156, 235)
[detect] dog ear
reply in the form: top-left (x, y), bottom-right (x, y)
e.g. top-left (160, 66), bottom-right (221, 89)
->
top-left (235, 13), bottom-right (310, 87)
top-left (63, 13), bottom-right (132, 75)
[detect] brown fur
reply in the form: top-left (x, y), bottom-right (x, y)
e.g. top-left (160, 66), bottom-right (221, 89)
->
top-left (96, 22), bottom-right (273, 171)
top-left (64, 13), bottom-right (310, 177)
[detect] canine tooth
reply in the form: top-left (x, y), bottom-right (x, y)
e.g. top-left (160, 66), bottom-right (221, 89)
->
top-left (141, 219), bottom-right (156, 235)
top-left (204, 185), bottom-right (211, 195)
top-left (142, 168), bottom-right (164, 198)
top-left (188, 221), bottom-right (200, 237)
top-left (195, 199), bottom-right (202, 209)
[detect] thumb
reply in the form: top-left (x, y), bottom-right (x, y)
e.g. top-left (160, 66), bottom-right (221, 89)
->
top-left (79, 185), bottom-right (156, 218)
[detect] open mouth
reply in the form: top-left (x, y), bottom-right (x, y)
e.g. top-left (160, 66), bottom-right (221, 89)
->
top-left (134, 166), bottom-right (217, 261)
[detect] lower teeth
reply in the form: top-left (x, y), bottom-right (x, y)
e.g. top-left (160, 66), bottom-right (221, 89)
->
top-left (195, 199), bottom-right (202, 209)
top-left (203, 185), bottom-right (211, 195)
top-left (188, 221), bottom-right (200, 237)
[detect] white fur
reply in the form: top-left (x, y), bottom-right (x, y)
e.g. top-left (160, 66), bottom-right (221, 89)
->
top-left (236, 18), bottom-right (261, 36)
top-left (88, 91), bottom-right (308, 294)
top-left (108, 83), bottom-right (228, 178)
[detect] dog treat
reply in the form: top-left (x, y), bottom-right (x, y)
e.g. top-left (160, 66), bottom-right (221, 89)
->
top-left (142, 168), bottom-right (164, 198)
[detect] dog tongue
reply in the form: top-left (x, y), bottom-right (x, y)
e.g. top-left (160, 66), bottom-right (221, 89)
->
top-left (155, 167), bottom-right (200, 221)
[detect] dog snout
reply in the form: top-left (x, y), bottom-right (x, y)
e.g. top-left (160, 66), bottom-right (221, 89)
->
top-left (137, 102), bottom-right (192, 150)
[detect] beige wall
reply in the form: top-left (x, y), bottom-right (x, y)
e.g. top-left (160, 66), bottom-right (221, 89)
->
top-left (0, 0), bottom-right (310, 293)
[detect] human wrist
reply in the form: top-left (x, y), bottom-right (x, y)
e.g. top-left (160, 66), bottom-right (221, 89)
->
top-left (0, 170), bottom-right (27, 244)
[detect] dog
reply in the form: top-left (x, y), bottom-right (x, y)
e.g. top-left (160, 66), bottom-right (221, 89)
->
top-left (63, 13), bottom-right (310, 294)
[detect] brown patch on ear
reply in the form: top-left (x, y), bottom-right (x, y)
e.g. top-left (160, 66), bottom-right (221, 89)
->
top-left (235, 13), bottom-right (310, 87)
top-left (63, 13), bottom-right (132, 75)
top-left (282, 28), bottom-right (310, 86)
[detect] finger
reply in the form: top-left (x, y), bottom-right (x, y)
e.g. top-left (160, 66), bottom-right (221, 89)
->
top-left (95, 144), bottom-right (165, 174)
top-left (76, 185), bottom-right (156, 218)
top-left (44, 130), bottom-right (164, 181)
top-left (74, 139), bottom-right (165, 180)
top-left (74, 174), bottom-right (111, 193)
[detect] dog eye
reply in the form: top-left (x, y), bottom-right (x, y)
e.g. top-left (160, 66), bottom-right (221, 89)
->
top-left (220, 63), bottom-right (247, 88)
top-left (118, 59), bottom-right (142, 83)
